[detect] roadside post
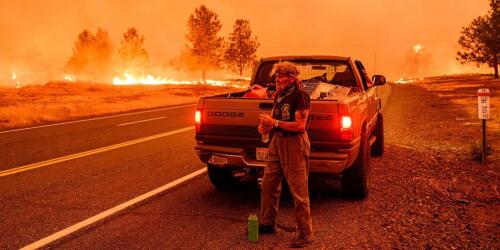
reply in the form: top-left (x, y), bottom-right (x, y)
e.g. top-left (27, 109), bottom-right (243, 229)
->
top-left (477, 88), bottom-right (490, 165)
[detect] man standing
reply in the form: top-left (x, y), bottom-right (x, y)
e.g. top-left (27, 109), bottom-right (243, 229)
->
top-left (258, 61), bottom-right (313, 248)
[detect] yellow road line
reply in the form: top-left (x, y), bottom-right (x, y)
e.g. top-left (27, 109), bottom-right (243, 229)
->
top-left (0, 126), bottom-right (194, 177)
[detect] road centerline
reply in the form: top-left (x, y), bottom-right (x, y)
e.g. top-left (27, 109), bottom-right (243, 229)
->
top-left (20, 167), bottom-right (207, 250)
top-left (0, 104), bottom-right (196, 134)
top-left (117, 116), bottom-right (168, 126)
top-left (0, 126), bottom-right (194, 177)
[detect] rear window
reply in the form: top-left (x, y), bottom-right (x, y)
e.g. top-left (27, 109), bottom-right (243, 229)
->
top-left (253, 60), bottom-right (355, 88)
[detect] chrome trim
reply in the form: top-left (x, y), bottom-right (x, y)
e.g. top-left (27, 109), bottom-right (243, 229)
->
top-left (203, 152), bottom-right (348, 174)
top-left (197, 140), bottom-right (359, 174)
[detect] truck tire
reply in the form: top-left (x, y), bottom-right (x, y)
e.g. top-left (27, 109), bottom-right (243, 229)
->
top-left (207, 164), bottom-right (239, 189)
top-left (371, 113), bottom-right (384, 157)
top-left (342, 130), bottom-right (370, 199)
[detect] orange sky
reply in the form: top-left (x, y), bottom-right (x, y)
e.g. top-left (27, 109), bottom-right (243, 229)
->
top-left (0, 0), bottom-right (491, 85)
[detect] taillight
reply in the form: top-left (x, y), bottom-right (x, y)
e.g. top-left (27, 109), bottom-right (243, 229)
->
top-left (340, 115), bottom-right (353, 141)
top-left (195, 110), bottom-right (201, 133)
top-left (341, 116), bottom-right (352, 129)
top-left (195, 110), bottom-right (201, 124)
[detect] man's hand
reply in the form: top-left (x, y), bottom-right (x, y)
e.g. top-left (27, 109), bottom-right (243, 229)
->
top-left (270, 109), bottom-right (309, 133)
top-left (258, 124), bottom-right (270, 135)
top-left (260, 113), bottom-right (275, 127)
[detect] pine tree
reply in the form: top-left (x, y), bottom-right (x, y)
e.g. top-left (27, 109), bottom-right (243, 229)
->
top-left (185, 5), bottom-right (224, 83)
top-left (457, 0), bottom-right (499, 78)
top-left (224, 19), bottom-right (260, 76)
top-left (117, 27), bottom-right (150, 76)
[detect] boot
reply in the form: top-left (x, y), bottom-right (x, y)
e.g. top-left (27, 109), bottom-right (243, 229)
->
top-left (290, 234), bottom-right (314, 248)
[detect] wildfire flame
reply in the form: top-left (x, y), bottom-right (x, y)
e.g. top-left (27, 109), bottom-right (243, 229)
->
top-left (11, 72), bottom-right (20, 89)
top-left (112, 72), bottom-right (243, 87)
top-left (395, 78), bottom-right (416, 84)
top-left (413, 44), bottom-right (423, 54)
top-left (64, 75), bottom-right (75, 82)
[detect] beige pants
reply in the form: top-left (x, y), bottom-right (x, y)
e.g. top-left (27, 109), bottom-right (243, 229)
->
top-left (260, 132), bottom-right (313, 238)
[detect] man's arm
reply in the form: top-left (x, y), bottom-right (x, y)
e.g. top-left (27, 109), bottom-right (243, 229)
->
top-left (260, 109), bottom-right (309, 133)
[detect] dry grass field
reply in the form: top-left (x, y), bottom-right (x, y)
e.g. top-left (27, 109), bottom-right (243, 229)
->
top-left (415, 74), bottom-right (499, 159)
top-left (417, 75), bottom-right (499, 128)
top-left (0, 81), bottom-right (245, 129)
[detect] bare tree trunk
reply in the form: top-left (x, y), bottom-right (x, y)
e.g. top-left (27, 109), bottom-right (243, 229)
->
top-left (494, 54), bottom-right (499, 78)
top-left (239, 67), bottom-right (243, 77)
top-left (202, 70), bottom-right (206, 84)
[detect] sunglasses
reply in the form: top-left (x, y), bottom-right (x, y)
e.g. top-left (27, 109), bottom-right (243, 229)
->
top-left (274, 72), bottom-right (295, 78)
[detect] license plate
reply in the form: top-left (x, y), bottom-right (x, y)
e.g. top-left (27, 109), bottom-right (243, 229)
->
top-left (256, 147), bottom-right (269, 161)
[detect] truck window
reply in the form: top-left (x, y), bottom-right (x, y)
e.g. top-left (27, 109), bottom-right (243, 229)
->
top-left (254, 60), bottom-right (356, 88)
top-left (354, 60), bottom-right (369, 91)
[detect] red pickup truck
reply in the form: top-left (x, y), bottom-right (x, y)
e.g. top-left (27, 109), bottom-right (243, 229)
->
top-left (195, 55), bottom-right (386, 198)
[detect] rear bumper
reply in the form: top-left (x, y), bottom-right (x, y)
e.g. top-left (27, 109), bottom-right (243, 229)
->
top-left (195, 141), bottom-right (360, 174)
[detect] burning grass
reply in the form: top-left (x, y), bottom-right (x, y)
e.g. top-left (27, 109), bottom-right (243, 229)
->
top-left (0, 81), bottom-right (246, 129)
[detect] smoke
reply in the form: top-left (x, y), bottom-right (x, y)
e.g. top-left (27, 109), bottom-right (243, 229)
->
top-left (0, 0), bottom-right (493, 86)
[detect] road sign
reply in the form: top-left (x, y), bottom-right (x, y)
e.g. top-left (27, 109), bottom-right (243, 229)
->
top-left (478, 89), bottom-right (490, 120)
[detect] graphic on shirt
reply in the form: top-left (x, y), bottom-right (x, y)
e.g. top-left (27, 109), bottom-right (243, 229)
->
top-left (281, 103), bottom-right (291, 121)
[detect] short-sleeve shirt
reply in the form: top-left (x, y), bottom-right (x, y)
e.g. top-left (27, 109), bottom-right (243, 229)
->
top-left (272, 84), bottom-right (311, 134)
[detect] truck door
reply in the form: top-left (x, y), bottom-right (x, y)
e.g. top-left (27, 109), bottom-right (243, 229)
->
top-left (354, 60), bottom-right (377, 132)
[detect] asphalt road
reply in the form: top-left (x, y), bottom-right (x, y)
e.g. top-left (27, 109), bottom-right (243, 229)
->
top-left (0, 85), bottom-right (392, 249)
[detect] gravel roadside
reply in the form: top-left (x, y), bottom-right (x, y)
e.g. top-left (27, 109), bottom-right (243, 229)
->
top-left (311, 83), bottom-right (498, 249)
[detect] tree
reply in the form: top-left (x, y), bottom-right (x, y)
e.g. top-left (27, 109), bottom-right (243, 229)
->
top-left (457, 0), bottom-right (499, 78)
top-left (117, 27), bottom-right (150, 76)
top-left (65, 28), bottom-right (114, 82)
top-left (185, 5), bottom-right (224, 83)
top-left (94, 28), bottom-right (114, 81)
top-left (65, 29), bottom-right (95, 78)
top-left (224, 19), bottom-right (260, 76)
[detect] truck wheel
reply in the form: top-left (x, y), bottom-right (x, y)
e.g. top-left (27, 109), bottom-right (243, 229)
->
top-left (342, 130), bottom-right (370, 199)
top-left (371, 113), bottom-right (384, 157)
top-left (207, 164), bottom-right (239, 189)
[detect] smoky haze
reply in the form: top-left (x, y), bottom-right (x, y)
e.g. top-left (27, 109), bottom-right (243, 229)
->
top-left (0, 0), bottom-right (491, 86)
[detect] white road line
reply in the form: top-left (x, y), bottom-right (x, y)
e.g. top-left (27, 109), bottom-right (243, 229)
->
top-left (20, 167), bottom-right (207, 250)
top-left (0, 126), bottom-right (194, 177)
top-left (117, 116), bottom-right (167, 126)
top-left (0, 104), bottom-right (196, 134)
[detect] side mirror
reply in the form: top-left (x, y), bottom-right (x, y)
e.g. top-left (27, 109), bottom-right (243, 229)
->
top-left (372, 75), bottom-right (386, 86)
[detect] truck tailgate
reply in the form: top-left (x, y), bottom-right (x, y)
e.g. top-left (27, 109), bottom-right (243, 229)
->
top-left (198, 98), bottom-right (271, 143)
top-left (197, 97), bottom-right (343, 146)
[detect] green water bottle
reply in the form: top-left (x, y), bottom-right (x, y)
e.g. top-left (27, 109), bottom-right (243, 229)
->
top-left (248, 213), bottom-right (259, 242)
